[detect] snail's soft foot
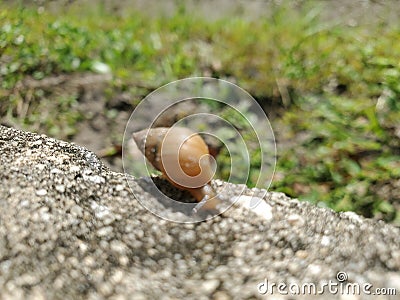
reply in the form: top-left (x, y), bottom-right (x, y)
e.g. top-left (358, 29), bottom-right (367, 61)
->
top-left (191, 195), bottom-right (223, 215)
top-left (191, 195), bottom-right (209, 215)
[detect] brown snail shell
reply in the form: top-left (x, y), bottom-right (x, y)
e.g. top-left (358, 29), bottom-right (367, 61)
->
top-left (132, 127), bottom-right (221, 211)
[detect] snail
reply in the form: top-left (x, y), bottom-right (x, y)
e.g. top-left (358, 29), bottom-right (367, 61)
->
top-left (132, 126), bottom-right (222, 213)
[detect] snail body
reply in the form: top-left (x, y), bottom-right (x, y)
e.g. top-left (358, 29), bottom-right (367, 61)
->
top-left (132, 127), bottom-right (221, 212)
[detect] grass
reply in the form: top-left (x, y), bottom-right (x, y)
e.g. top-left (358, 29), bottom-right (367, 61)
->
top-left (1, 1), bottom-right (399, 224)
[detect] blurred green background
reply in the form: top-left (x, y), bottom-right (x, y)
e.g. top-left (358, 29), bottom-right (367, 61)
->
top-left (1, 0), bottom-right (399, 224)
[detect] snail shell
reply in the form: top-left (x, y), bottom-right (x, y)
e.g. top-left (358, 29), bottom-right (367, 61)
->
top-left (132, 127), bottom-right (221, 211)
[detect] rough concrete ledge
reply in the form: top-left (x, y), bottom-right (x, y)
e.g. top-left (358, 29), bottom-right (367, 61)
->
top-left (0, 125), bottom-right (399, 299)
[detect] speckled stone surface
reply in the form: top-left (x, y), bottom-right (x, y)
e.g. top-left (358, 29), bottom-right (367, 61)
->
top-left (0, 125), bottom-right (399, 299)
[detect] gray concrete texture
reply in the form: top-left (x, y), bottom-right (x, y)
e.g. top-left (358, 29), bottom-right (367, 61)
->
top-left (0, 125), bottom-right (399, 299)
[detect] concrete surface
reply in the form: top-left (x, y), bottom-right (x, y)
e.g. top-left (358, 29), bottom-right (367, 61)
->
top-left (0, 125), bottom-right (399, 299)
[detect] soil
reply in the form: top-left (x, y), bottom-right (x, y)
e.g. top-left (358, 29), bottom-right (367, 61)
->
top-left (2, 0), bottom-right (399, 222)
top-left (4, 0), bottom-right (399, 173)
